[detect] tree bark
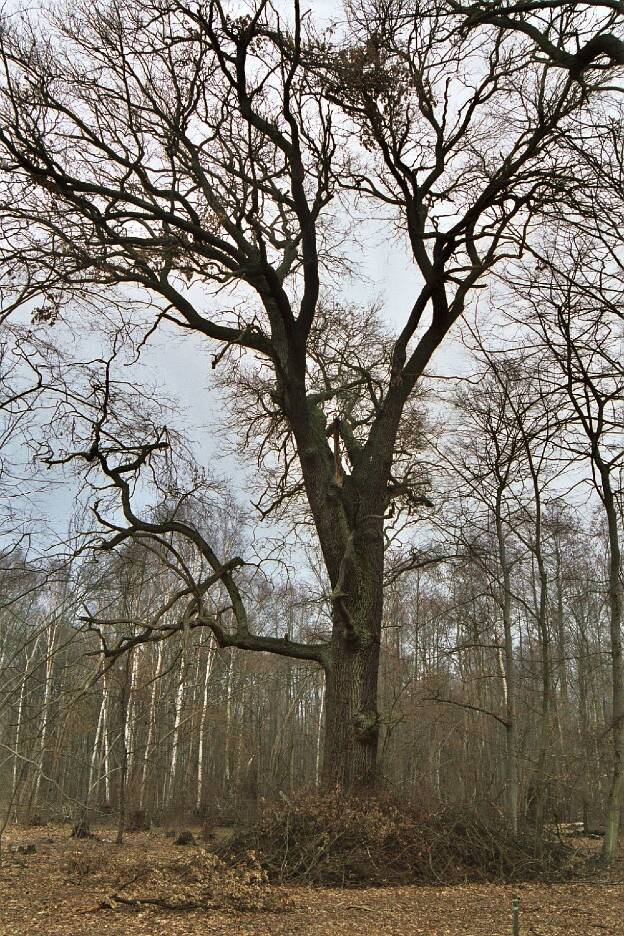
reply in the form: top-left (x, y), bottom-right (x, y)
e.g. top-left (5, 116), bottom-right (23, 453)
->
top-left (101, 669), bottom-right (111, 806)
top-left (315, 678), bottom-right (325, 789)
top-left (494, 492), bottom-right (519, 836)
top-left (196, 634), bottom-right (215, 813)
top-left (116, 656), bottom-right (131, 845)
top-left (320, 528), bottom-right (384, 791)
top-left (33, 620), bottom-right (57, 808)
top-left (12, 636), bottom-right (40, 819)
top-left (139, 641), bottom-right (162, 811)
top-left (321, 636), bottom-right (381, 789)
top-left (600, 468), bottom-right (623, 863)
top-left (167, 643), bottom-right (187, 807)
top-left (87, 685), bottom-right (105, 808)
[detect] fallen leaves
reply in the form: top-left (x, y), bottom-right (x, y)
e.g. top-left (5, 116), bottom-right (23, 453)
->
top-left (0, 824), bottom-right (623, 936)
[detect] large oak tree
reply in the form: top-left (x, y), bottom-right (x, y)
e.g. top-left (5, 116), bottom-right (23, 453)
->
top-left (0, 0), bottom-right (621, 789)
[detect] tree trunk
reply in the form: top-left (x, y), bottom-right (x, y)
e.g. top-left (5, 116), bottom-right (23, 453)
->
top-left (532, 549), bottom-right (551, 842)
top-left (12, 636), bottom-right (40, 820)
top-left (321, 535), bottom-right (383, 791)
top-left (139, 641), bottom-right (162, 811)
top-left (495, 493), bottom-right (519, 836)
top-left (167, 644), bottom-right (186, 807)
top-left (87, 687), bottom-right (105, 808)
top-left (101, 669), bottom-right (111, 806)
top-left (600, 470), bottom-right (623, 863)
top-left (116, 656), bottom-right (131, 845)
top-left (321, 637), bottom-right (380, 790)
top-left (315, 678), bottom-right (325, 789)
top-left (196, 634), bottom-right (215, 813)
top-left (224, 647), bottom-right (234, 791)
top-left (125, 649), bottom-right (139, 780)
top-left (33, 620), bottom-right (57, 808)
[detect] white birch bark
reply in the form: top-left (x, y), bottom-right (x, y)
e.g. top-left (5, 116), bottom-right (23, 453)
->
top-left (139, 641), bottom-right (163, 810)
top-left (315, 679), bottom-right (325, 789)
top-left (196, 634), bottom-right (216, 812)
top-left (167, 643), bottom-right (187, 806)
top-left (101, 669), bottom-right (111, 805)
top-left (125, 648), bottom-right (139, 778)
top-left (33, 619), bottom-right (57, 807)
top-left (224, 648), bottom-right (234, 789)
top-left (87, 686), bottom-right (105, 806)
top-left (12, 636), bottom-right (40, 813)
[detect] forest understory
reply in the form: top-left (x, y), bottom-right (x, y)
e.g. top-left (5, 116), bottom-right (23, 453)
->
top-left (1, 823), bottom-right (623, 936)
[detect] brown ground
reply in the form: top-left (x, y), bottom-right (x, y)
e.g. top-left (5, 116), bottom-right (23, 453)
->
top-left (1, 825), bottom-right (622, 936)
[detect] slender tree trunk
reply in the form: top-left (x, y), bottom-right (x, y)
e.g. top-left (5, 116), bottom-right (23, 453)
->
top-left (139, 641), bottom-right (162, 811)
top-left (577, 630), bottom-right (592, 833)
top-left (315, 679), bottom-right (325, 789)
top-left (555, 547), bottom-right (569, 706)
top-left (196, 635), bottom-right (215, 812)
top-left (495, 496), bottom-right (519, 836)
top-left (223, 648), bottom-right (234, 791)
top-left (116, 656), bottom-right (131, 845)
top-left (125, 649), bottom-right (139, 780)
top-left (87, 687), bottom-right (105, 808)
top-left (33, 620), bottom-right (57, 808)
top-left (101, 669), bottom-right (111, 806)
top-left (167, 645), bottom-right (186, 808)
top-left (12, 636), bottom-right (40, 819)
top-left (532, 548), bottom-right (551, 841)
top-left (600, 471), bottom-right (624, 863)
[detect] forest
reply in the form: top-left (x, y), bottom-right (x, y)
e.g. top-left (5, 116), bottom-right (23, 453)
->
top-left (0, 0), bottom-right (623, 933)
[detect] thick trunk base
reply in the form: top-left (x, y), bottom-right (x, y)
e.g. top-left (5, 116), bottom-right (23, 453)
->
top-left (321, 637), bottom-right (380, 792)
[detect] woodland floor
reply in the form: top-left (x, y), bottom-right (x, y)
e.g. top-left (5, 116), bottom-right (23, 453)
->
top-left (1, 824), bottom-right (623, 936)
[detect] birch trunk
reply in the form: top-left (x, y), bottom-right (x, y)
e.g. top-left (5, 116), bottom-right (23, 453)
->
top-left (167, 643), bottom-right (188, 807)
top-left (116, 655), bottom-right (132, 844)
top-left (102, 669), bottom-right (111, 805)
top-left (224, 648), bottom-right (234, 790)
top-left (139, 641), bottom-right (163, 811)
top-left (87, 687), bottom-right (105, 807)
top-left (33, 620), bottom-right (57, 808)
top-left (196, 635), bottom-right (216, 812)
top-left (315, 679), bottom-right (325, 789)
top-left (12, 636), bottom-right (40, 818)
top-left (125, 649), bottom-right (139, 780)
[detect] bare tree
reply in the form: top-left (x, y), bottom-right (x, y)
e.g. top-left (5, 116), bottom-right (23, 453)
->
top-left (506, 225), bottom-right (624, 857)
top-left (0, 0), bottom-right (615, 789)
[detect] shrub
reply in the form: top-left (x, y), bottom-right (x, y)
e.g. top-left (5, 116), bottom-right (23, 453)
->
top-left (174, 829), bottom-right (196, 846)
top-left (25, 813), bottom-right (46, 828)
top-left (63, 848), bottom-right (108, 881)
top-left (126, 809), bottom-right (150, 833)
top-left (71, 818), bottom-right (91, 839)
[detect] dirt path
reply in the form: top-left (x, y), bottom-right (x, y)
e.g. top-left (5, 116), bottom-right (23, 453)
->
top-left (1, 826), bottom-right (622, 935)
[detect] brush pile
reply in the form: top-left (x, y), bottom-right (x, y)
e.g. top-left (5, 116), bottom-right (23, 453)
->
top-left (100, 848), bottom-right (292, 913)
top-left (219, 791), bottom-right (582, 886)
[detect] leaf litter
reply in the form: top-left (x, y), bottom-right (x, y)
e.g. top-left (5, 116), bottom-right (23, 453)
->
top-left (0, 824), bottom-right (623, 935)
